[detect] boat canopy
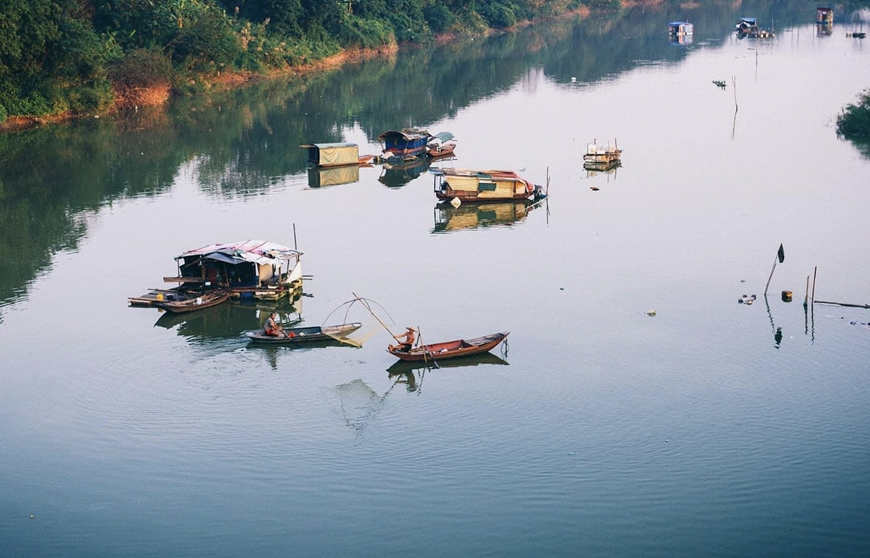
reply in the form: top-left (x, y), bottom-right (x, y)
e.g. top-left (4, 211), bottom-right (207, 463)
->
top-left (377, 128), bottom-right (430, 142)
top-left (431, 168), bottom-right (525, 181)
top-left (300, 142), bottom-right (359, 167)
top-left (179, 240), bottom-right (301, 264)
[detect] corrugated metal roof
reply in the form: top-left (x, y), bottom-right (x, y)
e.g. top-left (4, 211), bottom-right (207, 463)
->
top-left (178, 240), bottom-right (301, 264)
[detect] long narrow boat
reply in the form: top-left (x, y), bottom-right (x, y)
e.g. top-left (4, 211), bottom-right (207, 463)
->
top-left (246, 322), bottom-right (362, 343)
top-left (387, 332), bottom-right (509, 362)
top-left (153, 290), bottom-right (230, 313)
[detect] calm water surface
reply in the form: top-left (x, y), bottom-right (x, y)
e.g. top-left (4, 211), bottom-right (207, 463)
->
top-left (2, 2), bottom-right (870, 556)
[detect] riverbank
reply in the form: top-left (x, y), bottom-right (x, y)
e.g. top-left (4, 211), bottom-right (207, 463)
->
top-left (0, 6), bottom-right (599, 134)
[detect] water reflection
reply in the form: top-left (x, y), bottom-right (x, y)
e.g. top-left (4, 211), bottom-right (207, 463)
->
top-left (432, 200), bottom-right (538, 233)
top-left (324, 378), bottom-right (397, 435)
top-left (307, 165), bottom-right (361, 188)
top-left (378, 157), bottom-right (433, 188)
top-left (153, 295), bottom-right (303, 344)
top-left (387, 352), bottom-right (509, 393)
top-left (584, 160), bottom-right (622, 179)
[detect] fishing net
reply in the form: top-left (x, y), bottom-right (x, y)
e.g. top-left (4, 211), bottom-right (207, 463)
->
top-left (321, 378), bottom-right (398, 434)
top-left (320, 296), bottom-right (399, 348)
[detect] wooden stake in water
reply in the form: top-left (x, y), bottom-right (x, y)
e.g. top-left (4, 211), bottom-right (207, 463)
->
top-left (764, 243), bottom-right (785, 296)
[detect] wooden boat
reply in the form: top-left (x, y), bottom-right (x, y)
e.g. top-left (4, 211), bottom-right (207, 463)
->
top-left (246, 322), bottom-right (362, 343)
top-left (153, 290), bottom-right (230, 313)
top-left (427, 132), bottom-right (457, 159)
top-left (388, 332), bottom-right (509, 362)
top-left (431, 168), bottom-right (542, 202)
top-left (427, 143), bottom-right (456, 159)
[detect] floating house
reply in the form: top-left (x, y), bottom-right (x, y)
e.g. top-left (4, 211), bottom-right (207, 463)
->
top-left (668, 21), bottom-right (694, 36)
top-left (300, 142), bottom-right (366, 167)
top-left (130, 240), bottom-right (304, 307)
top-left (172, 240), bottom-right (303, 300)
top-left (431, 168), bottom-right (542, 202)
top-left (583, 140), bottom-right (622, 170)
top-left (377, 129), bottom-right (431, 161)
top-left (816, 7), bottom-right (834, 24)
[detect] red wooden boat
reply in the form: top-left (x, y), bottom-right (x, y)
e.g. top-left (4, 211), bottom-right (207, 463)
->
top-left (387, 332), bottom-right (509, 362)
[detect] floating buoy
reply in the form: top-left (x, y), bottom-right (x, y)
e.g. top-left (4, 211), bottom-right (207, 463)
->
top-left (781, 290), bottom-right (793, 302)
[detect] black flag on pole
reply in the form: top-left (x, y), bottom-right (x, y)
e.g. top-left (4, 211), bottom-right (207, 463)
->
top-left (777, 244), bottom-right (785, 263)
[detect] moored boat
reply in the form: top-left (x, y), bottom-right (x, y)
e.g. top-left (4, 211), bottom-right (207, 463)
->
top-left (246, 322), bottom-right (362, 343)
top-left (583, 140), bottom-right (622, 168)
top-left (378, 129), bottom-right (431, 161)
top-left (426, 132), bottom-right (458, 159)
top-left (152, 290), bottom-right (230, 313)
top-left (388, 332), bottom-right (509, 362)
top-left (431, 168), bottom-right (542, 202)
top-left (301, 142), bottom-right (374, 168)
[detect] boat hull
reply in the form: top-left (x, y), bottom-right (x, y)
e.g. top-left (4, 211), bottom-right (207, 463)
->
top-left (388, 332), bottom-right (509, 362)
top-left (246, 322), bottom-right (361, 343)
top-left (154, 291), bottom-right (229, 313)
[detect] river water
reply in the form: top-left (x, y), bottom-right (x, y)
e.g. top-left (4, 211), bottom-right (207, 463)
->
top-left (2, 2), bottom-right (869, 556)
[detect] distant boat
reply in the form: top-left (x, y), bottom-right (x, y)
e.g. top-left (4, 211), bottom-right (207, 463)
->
top-left (583, 140), bottom-right (622, 169)
top-left (378, 128), bottom-right (431, 161)
top-left (427, 132), bottom-right (458, 159)
top-left (378, 129), bottom-right (457, 162)
top-left (246, 322), bottom-right (362, 343)
top-left (668, 21), bottom-right (694, 36)
top-left (735, 17), bottom-right (757, 32)
top-left (300, 142), bottom-right (374, 167)
top-left (388, 332), bottom-right (509, 362)
top-left (430, 168), bottom-right (543, 202)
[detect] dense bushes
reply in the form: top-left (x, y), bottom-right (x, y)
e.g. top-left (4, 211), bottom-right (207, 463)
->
top-left (837, 89), bottom-right (870, 142)
top-left (1, 0), bottom-right (586, 121)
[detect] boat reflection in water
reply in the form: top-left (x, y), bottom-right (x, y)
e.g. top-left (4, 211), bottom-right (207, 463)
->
top-left (433, 199), bottom-right (538, 233)
top-left (583, 159), bottom-right (622, 179)
top-left (378, 156), bottom-right (433, 188)
top-left (307, 164), bottom-right (360, 188)
top-left (387, 352), bottom-right (509, 393)
top-left (154, 294), bottom-right (303, 344)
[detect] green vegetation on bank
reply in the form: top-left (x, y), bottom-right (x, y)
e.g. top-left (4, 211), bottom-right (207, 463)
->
top-left (837, 90), bottom-right (870, 142)
top-left (0, 0), bottom-right (585, 123)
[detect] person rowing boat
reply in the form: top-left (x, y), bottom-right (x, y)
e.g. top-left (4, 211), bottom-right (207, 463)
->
top-left (388, 327), bottom-right (416, 352)
top-left (265, 312), bottom-right (285, 337)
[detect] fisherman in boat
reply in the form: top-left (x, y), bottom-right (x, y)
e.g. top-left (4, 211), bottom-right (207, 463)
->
top-left (390, 327), bottom-right (416, 352)
top-left (264, 312), bottom-right (284, 337)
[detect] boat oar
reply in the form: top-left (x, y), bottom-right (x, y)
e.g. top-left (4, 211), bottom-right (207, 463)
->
top-left (416, 326), bottom-right (440, 369)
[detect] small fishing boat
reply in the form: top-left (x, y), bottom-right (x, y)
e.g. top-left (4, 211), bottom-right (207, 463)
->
top-left (153, 290), bottom-right (230, 313)
top-left (388, 332), bottom-right (509, 362)
top-left (426, 132), bottom-right (458, 159)
top-left (246, 322), bottom-right (362, 343)
top-left (431, 168), bottom-right (542, 202)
